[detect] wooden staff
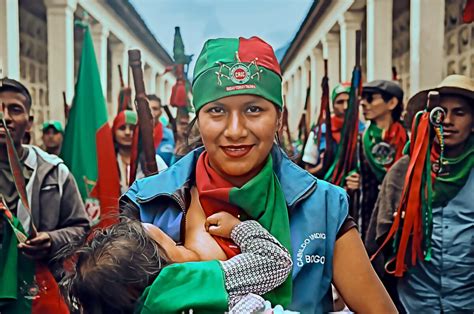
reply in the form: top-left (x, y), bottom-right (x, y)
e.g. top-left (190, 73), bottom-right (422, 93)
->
top-left (128, 49), bottom-right (158, 176)
top-left (162, 105), bottom-right (177, 136)
top-left (63, 91), bottom-right (70, 120)
top-left (118, 64), bottom-right (125, 87)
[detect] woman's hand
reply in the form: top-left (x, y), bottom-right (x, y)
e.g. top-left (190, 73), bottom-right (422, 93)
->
top-left (332, 228), bottom-right (397, 313)
top-left (205, 212), bottom-right (241, 238)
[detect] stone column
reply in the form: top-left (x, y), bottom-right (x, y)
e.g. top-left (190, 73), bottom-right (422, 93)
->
top-left (366, 0), bottom-right (392, 81)
top-left (302, 58), bottom-right (310, 127)
top-left (310, 47), bottom-right (324, 123)
top-left (0, 0), bottom-right (20, 79)
top-left (91, 23), bottom-right (109, 100)
top-left (110, 41), bottom-right (128, 116)
top-left (155, 74), bottom-right (161, 98)
top-left (339, 11), bottom-right (363, 82)
top-left (45, 0), bottom-right (76, 123)
top-left (322, 32), bottom-right (340, 94)
top-left (410, 0), bottom-right (444, 96)
top-left (294, 67), bottom-right (302, 110)
top-left (286, 74), bottom-right (294, 131)
top-left (158, 75), bottom-right (166, 103)
top-left (146, 66), bottom-right (157, 94)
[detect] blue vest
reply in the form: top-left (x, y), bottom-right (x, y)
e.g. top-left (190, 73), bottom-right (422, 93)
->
top-left (124, 145), bottom-right (349, 313)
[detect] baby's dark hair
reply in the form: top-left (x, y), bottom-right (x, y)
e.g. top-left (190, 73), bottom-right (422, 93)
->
top-left (60, 218), bottom-right (171, 314)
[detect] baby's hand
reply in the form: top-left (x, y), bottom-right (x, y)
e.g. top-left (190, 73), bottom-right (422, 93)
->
top-left (205, 212), bottom-right (241, 238)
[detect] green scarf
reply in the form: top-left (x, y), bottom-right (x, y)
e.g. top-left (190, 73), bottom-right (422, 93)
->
top-left (363, 122), bottom-right (407, 182)
top-left (432, 135), bottom-right (474, 208)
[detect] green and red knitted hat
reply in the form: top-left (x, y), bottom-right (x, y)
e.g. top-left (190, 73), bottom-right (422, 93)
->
top-left (331, 82), bottom-right (351, 103)
top-left (192, 37), bottom-right (282, 112)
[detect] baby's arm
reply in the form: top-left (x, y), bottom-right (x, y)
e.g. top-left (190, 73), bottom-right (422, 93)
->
top-left (206, 212), bottom-right (293, 309)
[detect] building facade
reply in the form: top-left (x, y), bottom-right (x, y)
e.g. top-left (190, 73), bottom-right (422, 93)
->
top-left (281, 0), bottom-right (473, 136)
top-left (0, 0), bottom-right (176, 144)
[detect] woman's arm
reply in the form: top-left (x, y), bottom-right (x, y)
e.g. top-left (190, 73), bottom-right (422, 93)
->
top-left (332, 228), bottom-right (397, 313)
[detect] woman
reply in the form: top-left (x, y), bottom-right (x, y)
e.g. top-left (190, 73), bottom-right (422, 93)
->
top-left (121, 37), bottom-right (395, 313)
top-left (112, 110), bottom-right (167, 193)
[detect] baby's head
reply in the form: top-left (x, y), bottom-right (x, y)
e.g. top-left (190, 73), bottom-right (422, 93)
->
top-left (61, 219), bottom-right (171, 314)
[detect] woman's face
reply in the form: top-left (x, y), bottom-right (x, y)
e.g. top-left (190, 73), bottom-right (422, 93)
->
top-left (114, 123), bottom-right (135, 148)
top-left (198, 95), bottom-right (281, 186)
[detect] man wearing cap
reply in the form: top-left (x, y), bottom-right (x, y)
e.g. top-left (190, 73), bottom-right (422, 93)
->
top-left (302, 82), bottom-right (365, 177)
top-left (41, 120), bottom-right (64, 156)
top-left (366, 75), bottom-right (474, 313)
top-left (345, 80), bottom-right (407, 235)
top-left (0, 78), bottom-right (89, 311)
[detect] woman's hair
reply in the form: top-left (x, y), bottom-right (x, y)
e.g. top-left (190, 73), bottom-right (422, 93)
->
top-left (60, 218), bottom-right (171, 314)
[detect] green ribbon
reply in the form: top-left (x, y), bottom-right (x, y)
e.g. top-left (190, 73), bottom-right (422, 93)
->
top-left (362, 123), bottom-right (388, 182)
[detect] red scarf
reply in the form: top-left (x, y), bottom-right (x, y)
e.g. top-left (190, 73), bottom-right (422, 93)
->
top-left (153, 122), bottom-right (164, 149)
top-left (331, 115), bottom-right (344, 144)
top-left (384, 122), bottom-right (407, 170)
top-left (195, 153), bottom-right (241, 258)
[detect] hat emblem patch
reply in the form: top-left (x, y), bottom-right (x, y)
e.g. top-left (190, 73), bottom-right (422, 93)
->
top-left (230, 64), bottom-right (250, 84)
top-left (215, 53), bottom-right (263, 87)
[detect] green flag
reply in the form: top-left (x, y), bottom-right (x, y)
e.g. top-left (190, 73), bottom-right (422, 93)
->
top-left (61, 24), bottom-right (109, 200)
top-left (62, 23), bottom-right (120, 227)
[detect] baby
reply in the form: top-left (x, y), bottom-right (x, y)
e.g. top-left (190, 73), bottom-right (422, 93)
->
top-left (61, 208), bottom-right (292, 313)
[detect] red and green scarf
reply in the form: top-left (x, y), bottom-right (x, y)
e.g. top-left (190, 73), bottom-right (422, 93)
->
top-left (195, 151), bottom-right (292, 306)
top-left (362, 122), bottom-right (407, 182)
top-left (0, 205), bottom-right (69, 313)
top-left (136, 153), bottom-right (293, 313)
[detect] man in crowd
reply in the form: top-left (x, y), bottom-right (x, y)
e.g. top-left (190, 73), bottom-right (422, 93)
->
top-left (41, 120), bottom-right (64, 156)
top-left (302, 82), bottom-right (365, 177)
top-left (345, 80), bottom-right (407, 235)
top-left (173, 107), bottom-right (191, 161)
top-left (0, 78), bottom-right (90, 312)
top-left (147, 94), bottom-right (175, 166)
top-left (366, 75), bottom-right (473, 313)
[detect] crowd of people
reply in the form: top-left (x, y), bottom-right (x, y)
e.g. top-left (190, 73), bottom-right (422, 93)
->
top-left (0, 35), bottom-right (472, 314)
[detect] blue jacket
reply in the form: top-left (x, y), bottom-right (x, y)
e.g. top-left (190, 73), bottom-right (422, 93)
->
top-left (123, 145), bottom-right (349, 313)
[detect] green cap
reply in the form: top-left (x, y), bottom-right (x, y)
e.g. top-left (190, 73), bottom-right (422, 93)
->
top-left (192, 37), bottom-right (282, 112)
top-left (331, 82), bottom-right (351, 104)
top-left (42, 120), bottom-right (64, 134)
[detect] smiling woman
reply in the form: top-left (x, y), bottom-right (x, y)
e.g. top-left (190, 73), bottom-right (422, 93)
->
top-left (198, 95), bottom-right (281, 186)
top-left (67, 36), bottom-right (396, 314)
